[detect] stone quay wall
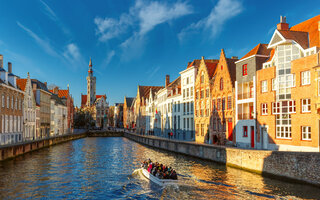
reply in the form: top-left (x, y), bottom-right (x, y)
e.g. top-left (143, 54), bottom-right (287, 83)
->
top-left (0, 130), bottom-right (123, 162)
top-left (125, 132), bottom-right (320, 187)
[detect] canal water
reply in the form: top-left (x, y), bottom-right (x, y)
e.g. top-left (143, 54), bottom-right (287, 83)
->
top-left (0, 137), bottom-right (319, 200)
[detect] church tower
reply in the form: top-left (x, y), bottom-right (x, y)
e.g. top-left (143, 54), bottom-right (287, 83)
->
top-left (86, 58), bottom-right (96, 106)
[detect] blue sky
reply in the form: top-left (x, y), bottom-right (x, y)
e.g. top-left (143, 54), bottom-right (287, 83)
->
top-left (0, 0), bottom-right (319, 106)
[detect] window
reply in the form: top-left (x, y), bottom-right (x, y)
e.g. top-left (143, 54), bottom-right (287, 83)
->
top-left (272, 102), bottom-right (281, 114)
top-left (272, 100), bottom-right (296, 114)
top-left (272, 78), bottom-right (277, 91)
top-left (200, 90), bottom-right (204, 99)
top-left (196, 124), bottom-right (199, 136)
top-left (7, 96), bottom-right (9, 108)
top-left (187, 88), bottom-right (189, 97)
top-left (261, 80), bottom-right (267, 93)
top-left (183, 103), bottom-right (186, 114)
top-left (187, 118), bottom-right (189, 130)
top-left (2, 95), bottom-right (4, 107)
top-left (191, 118), bottom-right (193, 131)
top-left (276, 114), bottom-right (292, 139)
top-left (191, 102), bottom-right (194, 114)
top-left (183, 89), bottom-right (185, 98)
top-left (222, 98), bottom-right (225, 110)
top-left (196, 91), bottom-right (199, 99)
top-left (301, 71), bottom-right (310, 85)
top-left (178, 101), bottom-right (180, 112)
top-left (206, 88), bottom-right (209, 98)
top-left (301, 126), bottom-right (311, 140)
top-left (187, 77), bottom-right (189, 84)
top-left (191, 87), bottom-right (193, 97)
top-left (262, 103), bottom-right (268, 115)
top-left (217, 98), bottom-right (221, 110)
top-left (221, 65), bottom-right (223, 70)
top-left (220, 78), bottom-right (223, 90)
top-left (212, 99), bottom-right (216, 112)
top-left (201, 124), bottom-right (204, 136)
top-left (183, 118), bottom-right (186, 129)
top-left (242, 64), bottom-right (248, 76)
top-left (227, 96), bottom-right (232, 109)
top-left (178, 116), bottom-right (180, 129)
top-left (243, 126), bottom-right (248, 137)
top-left (301, 99), bottom-right (311, 113)
top-left (201, 71), bottom-right (204, 83)
top-left (187, 102), bottom-right (189, 113)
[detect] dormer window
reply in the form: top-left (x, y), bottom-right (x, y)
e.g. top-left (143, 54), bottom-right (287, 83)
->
top-left (242, 64), bottom-right (247, 76)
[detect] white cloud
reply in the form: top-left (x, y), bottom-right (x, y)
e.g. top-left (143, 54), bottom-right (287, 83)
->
top-left (179, 0), bottom-right (242, 40)
top-left (63, 43), bottom-right (81, 63)
top-left (17, 21), bottom-right (60, 57)
top-left (101, 50), bottom-right (116, 68)
top-left (135, 0), bottom-right (193, 35)
top-left (39, 0), bottom-right (58, 21)
top-left (94, 0), bottom-right (193, 42)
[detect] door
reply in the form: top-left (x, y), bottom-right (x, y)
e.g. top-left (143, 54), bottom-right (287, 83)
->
top-left (250, 126), bottom-right (254, 148)
top-left (228, 119), bottom-right (233, 141)
top-left (261, 125), bottom-right (269, 149)
top-left (249, 105), bottom-right (254, 119)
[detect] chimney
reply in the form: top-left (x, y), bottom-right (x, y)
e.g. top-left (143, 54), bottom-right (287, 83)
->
top-left (7, 62), bottom-right (16, 87)
top-left (53, 86), bottom-right (59, 94)
top-left (44, 82), bottom-right (47, 87)
top-left (277, 16), bottom-right (289, 31)
top-left (231, 56), bottom-right (238, 59)
top-left (8, 62), bottom-right (12, 73)
top-left (0, 54), bottom-right (3, 69)
top-left (165, 75), bottom-right (170, 87)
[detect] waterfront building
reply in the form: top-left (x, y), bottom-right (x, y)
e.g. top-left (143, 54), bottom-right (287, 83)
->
top-left (256, 15), bottom-right (320, 151)
top-left (49, 86), bottom-right (74, 133)
top-left (179, 60), bottom-right (201, 141)
top-left (234, 44), bottom-right (271, 148)
top-left (80, 58), bottom-right (108, 128)
top-left (210, 50), bottom-right (238, 145)
top-left (114, 103), bottom-right (124, 128)
top-left (134, 85), bottom-right (163, 134)
top-left (50, 94), bottom-right (67, 136)
top-left (0, 58), bottom-right (24, 145)
top-left (31, 79), bottom-right (51, 139)
top-left (123, 96), bottom-right (135, 129)
top-left (194, 57), bottom-right (219, 143)
top-left (17, 73), bottom-right (37, 141)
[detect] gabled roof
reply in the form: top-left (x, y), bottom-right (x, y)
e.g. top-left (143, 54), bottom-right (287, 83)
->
top-left (167, 76), bottom-right (181, 97)
top-left (278, 30), bottom-right (309, 49)
top-left (49, 89), bottom-right (69, 98)
top-left (16, 79), bottom-right (27, 91)
top-left (187, 59), bottom-right (201, 69)
top-left (138, 85), bottom-right (164, 99)
top-left (204, 59), bottom-right (219, 79)
top-left (240, 44), bottom-right (271, 60)
top-left (226, 58), bottom-right (238, 85)
top-left (290, 15), bottom-right (320, 48)
top-left (31, 79), bottom-right (49, 92)
top-left (266, 48), bottom-right (275, 62)
top-left (81, 94), bottom-right (106, 107)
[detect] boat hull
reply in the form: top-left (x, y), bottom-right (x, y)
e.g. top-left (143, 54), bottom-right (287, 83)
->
top-left (141, 168), bottom-right (178, 186)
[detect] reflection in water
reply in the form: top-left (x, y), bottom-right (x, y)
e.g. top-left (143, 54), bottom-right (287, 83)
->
top-left (0, 137), bottom-right (319, 199)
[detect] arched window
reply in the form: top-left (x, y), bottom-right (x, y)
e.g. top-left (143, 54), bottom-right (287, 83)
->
top-left (220, 78), bottom-right (223, 90)
top-left (200, 71), bottom-right (204, 83)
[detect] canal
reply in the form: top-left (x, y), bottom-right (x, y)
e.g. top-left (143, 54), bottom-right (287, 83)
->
top-left (0, 137), bottom-right (319, 199)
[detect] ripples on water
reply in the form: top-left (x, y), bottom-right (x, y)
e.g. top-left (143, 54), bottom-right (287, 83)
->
top-left (0, 137), bottom-right (319, 200)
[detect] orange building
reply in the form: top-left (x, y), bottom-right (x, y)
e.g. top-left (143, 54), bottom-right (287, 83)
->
top-left (194, 57), bottom-right (219, 142)
top-left (257, 15), bottom-right (320, 151)
top-left (210, 50), bottom-right (238, 145)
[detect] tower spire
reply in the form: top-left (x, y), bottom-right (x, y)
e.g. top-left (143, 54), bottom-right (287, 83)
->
top-left (88, 57), bottom-right (93, 74)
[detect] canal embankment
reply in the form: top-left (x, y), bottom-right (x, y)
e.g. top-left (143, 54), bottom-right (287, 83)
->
top-left (0, 130), bottom-right (123, 162)
top-left (124, 132), bottom-right (320, 188)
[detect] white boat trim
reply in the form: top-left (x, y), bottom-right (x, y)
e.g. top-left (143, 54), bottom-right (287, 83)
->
top-left (141, 168), bottom-right (178, 186)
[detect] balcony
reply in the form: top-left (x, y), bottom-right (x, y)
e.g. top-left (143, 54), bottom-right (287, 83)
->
top-left (238, 113), bottom-right (253, 120)
top-left (238, 92), bottom-right (253, 100)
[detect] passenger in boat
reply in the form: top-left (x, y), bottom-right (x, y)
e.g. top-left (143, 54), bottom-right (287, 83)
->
top-left (170, 170), bottom-right (177, 180)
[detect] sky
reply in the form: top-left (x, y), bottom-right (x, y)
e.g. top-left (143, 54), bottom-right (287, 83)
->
top-left (0, 0), bottom-right (319, 106)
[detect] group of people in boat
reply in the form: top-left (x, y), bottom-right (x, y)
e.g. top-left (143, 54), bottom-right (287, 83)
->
top-left (141, 159), bottom-right (178, 180)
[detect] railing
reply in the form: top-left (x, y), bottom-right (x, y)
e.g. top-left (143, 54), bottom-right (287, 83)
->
top-left (238, 113), bottom-right (253, 120)
top-left (237, 92), bottom-right (253, 100)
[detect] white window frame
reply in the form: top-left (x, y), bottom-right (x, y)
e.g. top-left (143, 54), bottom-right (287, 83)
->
top-left (301, 71), bottom-right (310, 85)
top-left (301, 99), bottom-right (311, 113)
top-left (261, 103), bottom-right (268, 115)
top-left (301, 126), bottom-right (311, 140)
top-left (261, 80), bottom-right (267, 93)
top-left (272, 78), bottom-right (277, 91)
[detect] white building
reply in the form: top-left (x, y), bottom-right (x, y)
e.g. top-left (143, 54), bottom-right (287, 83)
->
top-left (17, 73), bottom-right (37, 141)
top-left (50, 94), bottom-right (67, 136)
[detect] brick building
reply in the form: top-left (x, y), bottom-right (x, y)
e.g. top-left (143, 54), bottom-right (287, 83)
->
top-left (0, 58), bottom-right (24, 145)
top-left (123, 96), bottom-right (134, 129)
top-left (194, 57), bottom-right (219, 143)
top-left (210, 50), bottom-right (238, 145)
top-left (257, 15), bottom-right (320, 151)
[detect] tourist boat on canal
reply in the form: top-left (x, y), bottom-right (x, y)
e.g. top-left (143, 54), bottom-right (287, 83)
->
top-left (141, 168), bottom-right (178, 186)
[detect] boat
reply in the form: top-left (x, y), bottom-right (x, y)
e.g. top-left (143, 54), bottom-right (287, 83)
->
top-left (141, 168), bottom-right (178, 186)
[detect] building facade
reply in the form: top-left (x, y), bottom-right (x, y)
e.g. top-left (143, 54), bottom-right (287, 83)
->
top-left (235, 44), bottom-right (271, 148)
top-left (50, 94), bottom-right (67, 136)
top-left (17, 73), bottom-right (37, 141)
top-left (194, 57), bottom-right (219, 143)
top-left (210, 50), bottom-right (238, 145)
top-left (123, 97), bottom-right (134, 129)
top-left (0, 59), bottom-right (24, 145)
top-left (257, 15), bottom-right (320, 151)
